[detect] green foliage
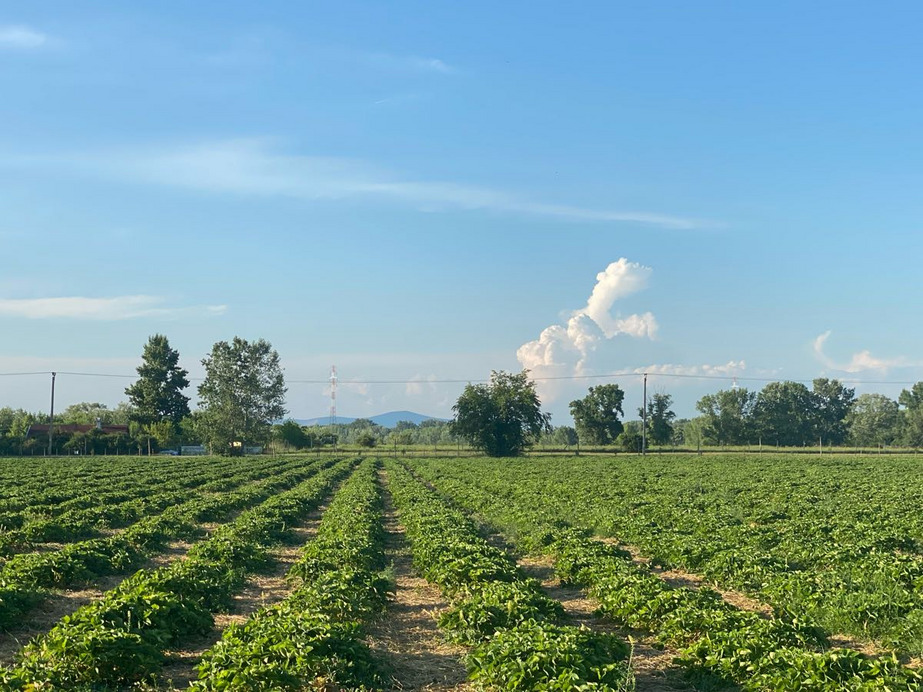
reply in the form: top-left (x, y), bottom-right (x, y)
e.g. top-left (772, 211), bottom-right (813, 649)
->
top-left (197, 337), bottom-right (287, 453)
top-left (570, 384), bottom-right (625, 445)
top-left (846, 393), bottom-right (901, 446)
top-left (193, 459), bottom-right (390, 690)
top-left (274, 419), bottom-right (312, 449)
top-left (409, 454), bottom-right (923, 689)
top-left (810, 378), bottom-right (855, 445)
top-left (124, 334), bottom-right (191, 427)
top-left (752, 381), bottom-right (815, 446)
top-left (385, 460), bottom-right (633, 688)
top-left (467, 621), bottom-right (632, 691)
top-left (616, 427), bottom-right (642, 453)
top-left (451, 370), bottom-right (551, 457)
top-left (695, 388), bottom-right (756, 445)
top-left (639, 391), bottom-right (675, 446)
top-left (439, 579), bottom-right (565, 644)
top-left (5, 459), bottom-right (351, 688)
top-left (356, 431), bottom-right (378, 448)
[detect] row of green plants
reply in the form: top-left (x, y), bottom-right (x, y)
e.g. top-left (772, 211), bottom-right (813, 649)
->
top-left (0, 455), bottom-right (331, 629)
top-left (0, 456), bottom-right (301, 555)
top-left (0, 458), bottom-right (354, 689)
top-left (0, 455), bottom-right (223, 510)
top-left (417, 454), bottom-right (923, 656)
top-left (386, 459), bottom-right (634, 690)
top-left (0, 455), bottom-right (254, 522)
top-left (192, 458), bottom-right (391, 689)
top-left (410, 457), bottom-right (923, 690)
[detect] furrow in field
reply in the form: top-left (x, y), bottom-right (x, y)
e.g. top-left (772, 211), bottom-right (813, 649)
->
top-left (383, 459), bottom-right (634, 690)
top-left (0, 539), bottom-right (196, 667)
top-left (189, 458), bottom-right (389, 690)
top-left (0, 459), bottom-right (354, 689)
top-left (0, 457), bottom-right (327, 631)
top-left (407, 459), bottom-right (922, 690)
top-left (365, 470), bottom-right (471, 692)
top-left (158, 512), bottom-right (325, 689)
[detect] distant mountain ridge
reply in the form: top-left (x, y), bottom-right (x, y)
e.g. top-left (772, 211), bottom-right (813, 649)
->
top-left (291, 410), bottom-right (447, 429)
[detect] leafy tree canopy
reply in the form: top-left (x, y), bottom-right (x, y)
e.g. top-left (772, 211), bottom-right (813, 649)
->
top-left (452, 370), bottom-right (551, 457)
top-left (125, 334), bottom-right (190, 427)
top-left (569, 384), bottom-right (625, 445)
top-left (196, 337), bottom-right (287, 453)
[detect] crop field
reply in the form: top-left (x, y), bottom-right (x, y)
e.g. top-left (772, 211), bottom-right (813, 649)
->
top-left (0, 453), bottom-right (921, 690)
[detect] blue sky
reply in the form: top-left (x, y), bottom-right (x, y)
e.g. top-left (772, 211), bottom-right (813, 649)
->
top-left (2, 1), bottom-right (923, 422)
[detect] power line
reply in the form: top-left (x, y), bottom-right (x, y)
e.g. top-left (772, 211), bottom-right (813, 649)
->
top-left (1, 369), bottom-right (921, 387)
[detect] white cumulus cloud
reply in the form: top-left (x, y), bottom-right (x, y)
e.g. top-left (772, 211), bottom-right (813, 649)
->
top-left (517, 259), bottom-right (660, 399)
top-left (813, 330), bottom-right (914, 373)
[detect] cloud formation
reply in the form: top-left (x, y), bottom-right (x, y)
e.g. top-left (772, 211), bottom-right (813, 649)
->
top-left (0, 25), bottom-right (47, 49)
top-left (8, 139), bottom-right (705, 229)
top-left (0, 296), bottom-right (227, 321)
top-left (517, 259), bottom-right (660, 395)
top-left (624, 360), bottom-right (747, 378)
top-left (364, 52), bottom-right (456, 74)
top-left (813, 331), bottom-right (913, 373)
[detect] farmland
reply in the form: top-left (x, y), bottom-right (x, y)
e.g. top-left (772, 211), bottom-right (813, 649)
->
top-left (0, 453), bottom-right (921, 689)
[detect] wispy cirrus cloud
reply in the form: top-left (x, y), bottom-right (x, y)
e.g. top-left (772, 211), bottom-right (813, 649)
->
top-left (813, 331), bottom-right (918, 373)
top-left (5, 139), bottom-right (706, 229)
top-left (0, 25), bottom-right (48, 49)
top-left (0, 296), bottom-right (227, 321)
top-left (361, 51), bottom-right (456, 74)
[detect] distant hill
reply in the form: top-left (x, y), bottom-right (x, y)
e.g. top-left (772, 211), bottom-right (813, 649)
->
top-left (291, 410), bottom-right (447, 429)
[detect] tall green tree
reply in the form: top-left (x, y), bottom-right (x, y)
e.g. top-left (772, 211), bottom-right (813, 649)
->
top-left (695, 388), bottom-right (756, 445)
top-left (810, 378), bottom-right (855, 445)
top-left (125, 335), bottom-right (190, 428)
top-left (846, 393), bottom-right (901, 446)
top-left (899, 382), bottom-right (923, 447)
top-left (569, 384), bottom-right (625, 445)
top-left (639, 392), bottom-right (676, 446)
top-left (452, 370), bottom-right (551, 457)
top-left (752, 381), bottom-right (814, 446)
top-left (196, 337), bottom-right (287, 453)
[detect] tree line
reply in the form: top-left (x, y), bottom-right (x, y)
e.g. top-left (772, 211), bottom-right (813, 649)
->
top-left (0, 335), bottom-right (286, 456)
top-left (4, 348), bottom-right (923, 457)
top-left (448, 372), bottom-right (923, 456)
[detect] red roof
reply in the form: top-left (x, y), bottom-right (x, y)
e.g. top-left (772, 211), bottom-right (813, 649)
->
top-left (26, 424), bottom-right (130, 438)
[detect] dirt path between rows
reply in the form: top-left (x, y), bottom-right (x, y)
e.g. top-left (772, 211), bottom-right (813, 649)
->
top-left (0, 539), bottom-right (195, 666)
top-left (157, 514), bottom-right (324, 690)
top-left (365, 471), bottom-right (472, 691)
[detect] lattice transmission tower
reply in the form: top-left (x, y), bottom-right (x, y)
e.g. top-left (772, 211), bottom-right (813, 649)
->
top-left (329, 365), bottom-right (338, 427)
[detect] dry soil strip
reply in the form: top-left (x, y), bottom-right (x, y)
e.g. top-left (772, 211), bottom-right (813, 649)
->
top-left (0, 539), bottom-right (195, 666)
top-left (365, 471), bottom-right (471, 692)
top-left (613, 540), bottom-right (894, 659)
top-left (157, 515), bottom-right (325, 690)
top-left (512, 553), bottom-right (695, 692)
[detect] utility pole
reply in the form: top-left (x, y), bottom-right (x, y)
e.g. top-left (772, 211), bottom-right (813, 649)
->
top-left (48, 372), bottom-right (56, 456)
top-left (642, 372), bottom-right (647, 457)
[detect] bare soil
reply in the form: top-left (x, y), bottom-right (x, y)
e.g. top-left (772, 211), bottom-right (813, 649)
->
top-left (0, 540), bottom-right (194, 666)
top-left (157, 520), bottom-right (321, 690)
top-left (365, 471), bottom-right (472, 691)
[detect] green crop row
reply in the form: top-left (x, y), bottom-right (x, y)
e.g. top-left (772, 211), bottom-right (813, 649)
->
top-left (0, 458), bottom-right (354, 689)
top-left (0, 456), bottom-right (238, 514)
top-left (0, 456), bottom-right (295, 555)
top-left (386, 460), bottom-right (633, 690)
top-left (192, 458), bottom-right (390, 690)
top-left (458, 454), bottom-right (923, 655)
top-left (0, 456), bottom-right (331, 629)
top-left (410, 459), bottom-right (923, 690)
